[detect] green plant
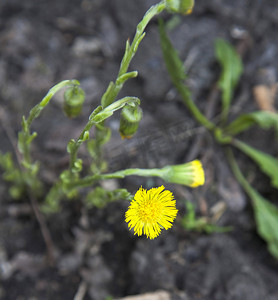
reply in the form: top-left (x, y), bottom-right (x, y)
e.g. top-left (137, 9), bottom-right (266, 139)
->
top-left (0, 0), bottom-right (204, 261)
top-left (181, 201), bottom-right (232, 234)
top-left (159, 20), bottom-right (278, 258)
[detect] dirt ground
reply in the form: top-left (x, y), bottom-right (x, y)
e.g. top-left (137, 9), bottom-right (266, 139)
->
top-left (0, 0), bottom-right (278, 299)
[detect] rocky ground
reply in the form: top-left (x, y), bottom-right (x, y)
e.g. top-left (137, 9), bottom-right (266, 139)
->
top-left (0, 0), bottom-right (278, 299)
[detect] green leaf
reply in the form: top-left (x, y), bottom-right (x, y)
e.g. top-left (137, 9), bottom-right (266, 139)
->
top-left (225, 111), bottom-right (278, 136)
top-left (181, 201), bottom-right (232, 233)
top-left (27, 132), bottom-right (37, 144)
top-left (159, 18), bottom-right (215, 130)
top-left (90, 96), bottom-right (141, 123)
top-left (228, 148), bottom-right (278, 259)
top-left (101, 82), bottom-right (115, 108)
top-left (91, 97), bottom-right (140, 124)
top-left (235, 140), bottom-right (278, 188)
top-left (21, 116), bottom-right (28, 132)
top-left (215, 38), bottom-right (243, 120)
top-left (104, 97), bottom-right (140, 113)
top-left (90, 111), bottom-right (113, 123)
top-left (116, 71), bottom-right (138, 86)
top-left (89, 106), bottom-right (103, 120)
top-left (82, 130), bottom-right (90, 141)
top-left (251, 189), bottom-right (278, 258)
top-left (158, 18), bottom-right (186, 86)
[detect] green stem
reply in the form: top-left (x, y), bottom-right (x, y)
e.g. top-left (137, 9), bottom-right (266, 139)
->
top-left (101, 1), bottom-right (166, 107)
top-left (20, 80), bottom-right (79, 165)
top-left (177, 84), bottom-right (216, 131)
top-left (26, 80), bottom-right (80, 127)
top-left (15, 80), bottom-right (80, 198)
top-left (71, 167), bottom-right (167, 189)
top-left (79, 1), bottom-right (166, 173)
top-left (109, 168), bottom-right (165, 178)
top-left (231, 138), bottom-right (252, 153)
top-left (68, 97), bottom-right (140, 172)
top-left (69, 122), bottom-right (93, 171)
top-left (226, 147), bottom-right (254, 198)
top-left (119, 1), bottom-right (166, 77)
top-left (158, 18), bottom-right (215, 131)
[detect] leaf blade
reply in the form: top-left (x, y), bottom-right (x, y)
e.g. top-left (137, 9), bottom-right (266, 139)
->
top-left (228, 149), bottom-right (278, 259)
top-left (235, 140), bottom-right (278, 188)
top-left (158, 18), bottom-right (187, 86)
top-left (215, 39), bottom-right (243, 120)
top-left (225, 111), bottom-right (278, 136)
top-left (251, 189), bottom-right (278, 258)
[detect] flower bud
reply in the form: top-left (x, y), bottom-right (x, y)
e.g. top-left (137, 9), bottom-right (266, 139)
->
top-left (161, 160), bottom-right (205, 187)
top-left (119, 105), bottom-right (143, 139)
top-left (165, 0), bottom-right (194, 15)
top-left (63, 86), bottom-right (85, 118)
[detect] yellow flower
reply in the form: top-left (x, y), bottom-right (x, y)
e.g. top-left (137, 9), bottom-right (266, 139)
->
top-left (125, 185), bottom-right (178, 239)
top-left (161, 160), bottom-right (205, 187)
top-left (187, 160), bottom-right (205, 187)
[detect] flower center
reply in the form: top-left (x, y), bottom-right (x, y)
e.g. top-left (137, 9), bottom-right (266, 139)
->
top-left (139, 200), bottom-right (161, 223)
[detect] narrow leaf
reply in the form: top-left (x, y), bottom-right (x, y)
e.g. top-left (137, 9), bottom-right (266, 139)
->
top-left (91, 111), bottom-right (113, 123)
top-left (89, 106), bottom-right (103, 120)
top-left (158, 18), bottom-right (186, 86)
top-left (215, 39), bottom-right (243, 119)
top-left (101, 82), bottom-right (115, 108)
top-left (225, 111), bottom-right (278, 136)
top-left (228, 149), bottom-right (278, 259)
top-left (251, 188), bottom-right (278, 258)
top-left (116, 71), bottom-right (138, 85)
top-left (159, 18), bottom-right (215, 130)
top-left (235, 140), bottom-right (278, 188)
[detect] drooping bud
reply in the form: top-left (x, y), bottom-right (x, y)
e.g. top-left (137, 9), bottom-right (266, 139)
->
top-left (165, 0), bottom-right (194, 15)
top-left (63, 85), bottom-right (85, 118)
top-left (119, 105), bottom-right (143, 139)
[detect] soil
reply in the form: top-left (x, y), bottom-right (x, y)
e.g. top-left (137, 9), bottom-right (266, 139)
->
top-left (0, 0), bottom-right (278, 299)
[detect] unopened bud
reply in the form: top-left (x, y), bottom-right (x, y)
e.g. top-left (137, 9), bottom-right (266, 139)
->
top-left (161, 160), bottom-right (205, 187)
top-left (165, 0), bottom-right (194, 15)
top-left (63, 86), bottom-right (85, 118)
top-left (119, 105), bottom-right (142, 139)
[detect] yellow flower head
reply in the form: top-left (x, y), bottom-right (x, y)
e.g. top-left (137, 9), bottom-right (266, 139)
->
top-left (125, 185), bottom-right (178, 239)
top-left (162, 160), bottom-right (205, 187)
top-left (187, 160), bottom-right (205, 187)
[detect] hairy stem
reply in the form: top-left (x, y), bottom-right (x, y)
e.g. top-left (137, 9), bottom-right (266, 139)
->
top-left (69, 168), bottom-right (167, 189)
